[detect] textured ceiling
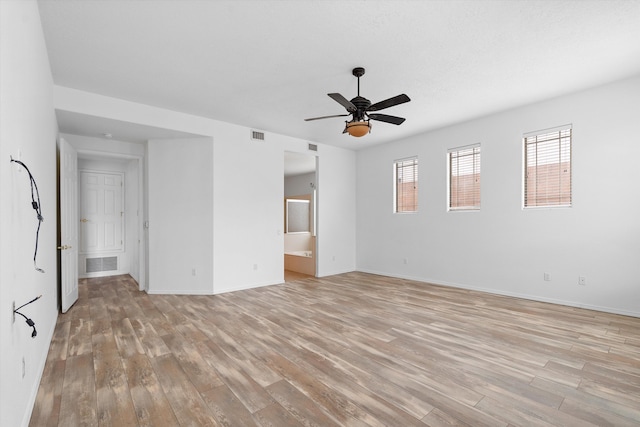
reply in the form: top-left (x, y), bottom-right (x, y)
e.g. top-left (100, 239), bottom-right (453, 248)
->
top-left (38, 0), bottom-right (640, 150)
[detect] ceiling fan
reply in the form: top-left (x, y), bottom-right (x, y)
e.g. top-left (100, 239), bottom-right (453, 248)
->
top-left (305, 67), bottom-right (410, 137)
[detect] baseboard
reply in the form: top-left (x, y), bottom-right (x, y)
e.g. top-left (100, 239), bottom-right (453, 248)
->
top-left (357, 268), bottom-right (640, 319)
top-left (213, 278), bottom-right (284, 295)
top-left (146, 288), bottom-right (214, 295)
top-left (316, 268), bottom-right (357, 278)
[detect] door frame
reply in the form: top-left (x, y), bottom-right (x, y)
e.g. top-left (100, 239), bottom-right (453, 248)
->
top-left (74, 149), bottom-right (146, 291)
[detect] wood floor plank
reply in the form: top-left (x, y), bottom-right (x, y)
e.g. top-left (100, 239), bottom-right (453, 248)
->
top-left (129, 318), bottom-right (171, 358)
top-left (252, 402), bottom-right (305, 427)
top-left (46, 319), bottom-right (71, 362)
top-left (30, 273), bottom-right (640, 426)
top-left (91, 318), bottom-right (119, 360)
top-left (201, 384), bottom-right (259, 427)
top-left (161, 332), bottom-right (225, 392)
top-left (200, 339), bottom-right (276, 413)
top-left (67, 318), bottom-right (92, 357)
top-left (112, 317), bottom-right (145, 358)
top-left (94, 350), bottom-right (138, 426)
top-left (58, 353), bottom-right (97, 426)
top-left (122, 353), bottom-right (179, 427)
top-left (196, 318), bottom-right (283, 388)
top-left (149, 353), bottom-right (220, 425)
top-left (264, 379), bottom-right (342, 427)
top-left (88, 296), bottom-right (111, 320)
top-left (28, 359), bottom-right (65, 427)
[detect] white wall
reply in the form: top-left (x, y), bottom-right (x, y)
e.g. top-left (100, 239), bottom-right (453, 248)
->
top-left (147, 138), bottom-right (214, 294)
top-left (356, 75), bottom-right (640, 317)
top-left (316, 144), bottom-right (357, 277)
top-left (212, 130), bottom-right (287, 292)
top-left (285, 171), bottom-right (316, 197)
top-left (0, 2), bottom-right (60, 426)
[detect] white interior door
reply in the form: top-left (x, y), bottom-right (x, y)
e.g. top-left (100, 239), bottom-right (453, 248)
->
top-left (59, 138), bottom-right (78, 313)
top-left (80, 171), bottom-right (123, 254)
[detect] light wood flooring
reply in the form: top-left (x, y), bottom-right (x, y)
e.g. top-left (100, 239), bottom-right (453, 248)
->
top-left (30, 272), bottom-right (640, 426)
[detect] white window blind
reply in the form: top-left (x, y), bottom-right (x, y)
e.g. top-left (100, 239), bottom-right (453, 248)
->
top-left (524, 126), bottom-right (572, 207)
top-left (449, 144), bottom-right (481, 210)
top-left (395, 157), bottom-right (418, 212)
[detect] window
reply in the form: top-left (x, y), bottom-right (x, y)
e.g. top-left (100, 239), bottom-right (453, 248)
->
top-left (524, 125), bottom-right (572, 207)
top-left (448, 144), bottom-right (481, 210)
top-left (394, 157), bottom-right (418, 212)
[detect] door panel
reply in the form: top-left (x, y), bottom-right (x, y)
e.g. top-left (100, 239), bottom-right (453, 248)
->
top-left (80, 171), bottom-right (124, 254)
top-left (59, 138), bottom-right (78, 313)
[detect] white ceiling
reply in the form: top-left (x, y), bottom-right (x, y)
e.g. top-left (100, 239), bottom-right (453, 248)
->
top-left (38, 0), bottom-right (640, 152)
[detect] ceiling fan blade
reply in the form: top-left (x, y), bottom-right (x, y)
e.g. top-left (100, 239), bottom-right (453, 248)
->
top-left (367, 94), bottom-right (411, 112)
top-left (304, 113), bottom-right (350, 122)
top-left (368, 113), bottom-right (406, 125)
top-left (328, 93), bottom-right (357, 113)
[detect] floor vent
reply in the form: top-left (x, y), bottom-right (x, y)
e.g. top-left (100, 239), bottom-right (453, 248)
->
top-left (308, 143), bottom-right (318, 151)
top-left (251, 130), bottom-right (265, 141)
top-left (86, 256), bottom-right (118, 273)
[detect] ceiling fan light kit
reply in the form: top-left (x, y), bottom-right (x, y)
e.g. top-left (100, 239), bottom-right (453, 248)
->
top-left (345, 120), bottom-right (371, 137)
top-left (305, 67), bottom-right (410, 138)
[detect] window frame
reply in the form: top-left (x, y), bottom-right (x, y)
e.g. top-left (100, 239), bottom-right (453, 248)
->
top-left (447, 143), bottom-right (481, 212)
top-left (393, 156), bottom-right (418, 213)
top-left (523, 125), bottom-right (572, 209)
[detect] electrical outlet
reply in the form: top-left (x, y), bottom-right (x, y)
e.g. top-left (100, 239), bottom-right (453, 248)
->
top-left (12, 301), bottom-right (15, 324)
top-left (403, 258), bottom-right (408, 265)
top-left (544, 273), bottom-right (551, 281)
top-left (253, 264), bottom-right (258, 271)
top-left (191, 268), bottom-right (197, 276)
top-left (578, 276), bottom-right (586, 286)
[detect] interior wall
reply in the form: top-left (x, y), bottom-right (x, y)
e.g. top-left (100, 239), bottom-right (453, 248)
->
top-left (356, 75), bottom-right (640, 317)
top-left (285, 171), bottom-right (316, 197)
top-left (0, 2), bottom-right (60, 426)
top-left (147, 137), bottom-right (214, 294)
top-left (212, 130), bottom-right (286, 292)
top-left (315, 144), bottom-right (357, 277)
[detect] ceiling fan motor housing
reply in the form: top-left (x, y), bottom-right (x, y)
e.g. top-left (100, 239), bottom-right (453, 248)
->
top-left (350, 96), bottom-right (371, 122)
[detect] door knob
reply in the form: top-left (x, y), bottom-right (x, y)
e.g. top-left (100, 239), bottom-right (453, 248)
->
top-left (57, 245), bottom-right (72, 250)
top-left (80, 218), bottom-right (89, 223)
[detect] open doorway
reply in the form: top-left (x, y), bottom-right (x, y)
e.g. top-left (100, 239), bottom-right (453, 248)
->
top-left (284, 151), bottom-right (317, 281)
top-left (77, 154), bottom-right (142, 283)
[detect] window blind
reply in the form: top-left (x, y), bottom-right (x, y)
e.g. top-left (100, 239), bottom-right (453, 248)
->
top-left (524, 126), bottom-right (572, 207)
top-left (449, 144), bottom-right (481, 210)
top-left (395, 157), bottom-right (418, 212)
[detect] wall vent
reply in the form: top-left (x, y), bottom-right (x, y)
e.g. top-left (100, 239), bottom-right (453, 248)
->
top-left (251, 130), bottom-right (265, 141)
top-left (86, 256), bottom-right (118, 273)
top-left (308, 143), bottom-right (318, 152)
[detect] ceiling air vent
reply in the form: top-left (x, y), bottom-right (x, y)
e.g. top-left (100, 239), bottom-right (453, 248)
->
top-left (308, 143), bottom-right (318, 152)
top-left (251, 130), bottom-right (265, 141)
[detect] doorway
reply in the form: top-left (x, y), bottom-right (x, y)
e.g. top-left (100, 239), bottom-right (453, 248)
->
top-left (79, 169), bottom-right (124, 276)
top-left (284, 151), bottom-right (317, 280)
top-left (75, 153), bottom-right (144, 287)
